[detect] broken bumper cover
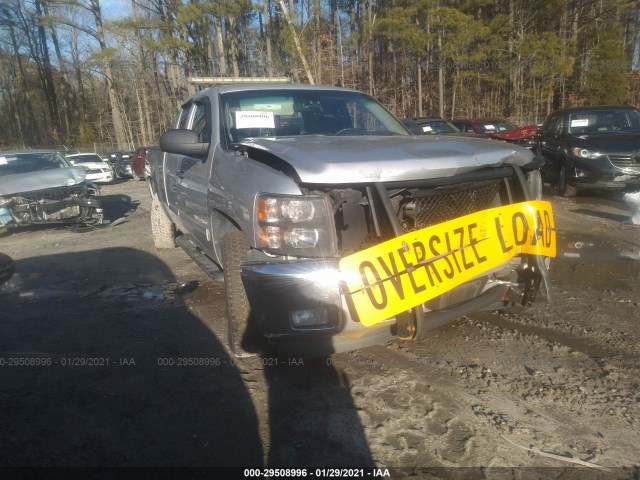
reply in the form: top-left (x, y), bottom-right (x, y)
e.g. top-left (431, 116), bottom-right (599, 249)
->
top-left (0, 187), bottom-right (104, 227)
top-left (241, 259), bottom-right (518, 356)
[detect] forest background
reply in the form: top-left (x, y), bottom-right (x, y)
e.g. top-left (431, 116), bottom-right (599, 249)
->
top-left (1, 0), bottom-right (639, 152)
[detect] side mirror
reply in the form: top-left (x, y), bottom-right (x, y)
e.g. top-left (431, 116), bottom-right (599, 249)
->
top-left (160, 129), bottom-right (210, 159)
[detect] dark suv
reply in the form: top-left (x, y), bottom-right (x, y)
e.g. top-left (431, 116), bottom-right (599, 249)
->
top-left (534, 106), bottom-right (640, 196)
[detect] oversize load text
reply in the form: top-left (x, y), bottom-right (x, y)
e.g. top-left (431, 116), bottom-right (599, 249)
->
top-left (339, 201), bottom-right (556, 326)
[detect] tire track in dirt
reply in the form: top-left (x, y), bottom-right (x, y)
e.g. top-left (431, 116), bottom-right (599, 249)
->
top-left (328, 306), bottom-right (640, 471)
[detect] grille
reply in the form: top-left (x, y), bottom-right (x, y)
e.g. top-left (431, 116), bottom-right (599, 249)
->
top-left (609, 154), bottom-right (640, 169)
top-left (412, 182), bottom-right (500, 231)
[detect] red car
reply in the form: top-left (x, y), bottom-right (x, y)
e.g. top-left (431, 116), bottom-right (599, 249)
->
top-left (451, 118), bottom-right (538, 147)
top-left (130, 147), bottom-right (149, 180)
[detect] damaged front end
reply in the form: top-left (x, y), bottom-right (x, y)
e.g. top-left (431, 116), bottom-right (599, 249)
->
top-left (305, 164), bottom-right (550, 338)
top-left (0, 182), bottom-right (103, 228)
top-left (0, 151), bottom-right (104, 228)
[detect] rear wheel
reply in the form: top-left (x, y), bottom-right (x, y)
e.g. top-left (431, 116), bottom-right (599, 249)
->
top-left (221, 231), bottom-right (259, 357)
top-left (150, 194), bottom-right (176, 249)
top-left (556, 163), bottom-right (578, 197)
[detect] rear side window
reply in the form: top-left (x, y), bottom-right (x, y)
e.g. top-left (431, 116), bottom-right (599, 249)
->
top-left (177, 106), bottom-right (192, 129)
top-left (191, 102), bottom-right (210, 143)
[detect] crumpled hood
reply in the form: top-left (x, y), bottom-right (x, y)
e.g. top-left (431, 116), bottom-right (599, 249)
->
top-left (0, 167), bottom-right (88, 196)
top-left (241, 135), bottom-right (534, 183)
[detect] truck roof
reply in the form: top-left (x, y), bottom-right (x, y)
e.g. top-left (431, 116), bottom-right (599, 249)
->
top-left (190, 83), bottom-right (363, 100)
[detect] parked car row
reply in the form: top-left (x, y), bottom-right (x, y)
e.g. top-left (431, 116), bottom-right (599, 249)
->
top-left (403, 106), bottom-right (640, 197)
top-left (64, 149), bottom-right (149, 182)
top-left (402, 116), bottom-right (538, 148)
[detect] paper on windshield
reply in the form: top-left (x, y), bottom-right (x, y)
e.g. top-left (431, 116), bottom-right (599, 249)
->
top-left (571, 119), bottom-right (589, 127)
top-left (235, 111), bottom-right (275, 129)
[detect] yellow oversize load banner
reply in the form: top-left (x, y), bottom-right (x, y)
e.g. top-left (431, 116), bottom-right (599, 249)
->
top-left (339, 201), bottom-right (556, 326)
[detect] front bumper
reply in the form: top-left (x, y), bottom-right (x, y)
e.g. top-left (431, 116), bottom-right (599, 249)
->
top-left (87, 173), bottom-right (113, 184)
top-left (569, 157), bottom-right (640, 190)
top-left (241, 259), bottom-right (519, 356)
top-left (570, 172), bottom-right (640, 190)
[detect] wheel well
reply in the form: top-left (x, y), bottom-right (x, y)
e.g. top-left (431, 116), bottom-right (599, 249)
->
top-left (210, 209), bottom-right (243, 268)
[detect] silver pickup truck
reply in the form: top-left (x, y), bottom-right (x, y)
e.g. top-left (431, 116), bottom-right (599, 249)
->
top-left (147, 81), bottom-right (555, 357)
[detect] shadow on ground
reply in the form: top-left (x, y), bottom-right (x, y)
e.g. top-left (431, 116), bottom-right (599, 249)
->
top-left (0, 248), bottom-right (261, 468)
top-left (0, 247), bottom-right (374, 472)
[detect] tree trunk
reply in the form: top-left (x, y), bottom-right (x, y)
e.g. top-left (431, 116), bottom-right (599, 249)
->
top-left (90, 0), bottom-right (127, 148)
top-left (35, 0), bottom-right (61, 141)
top-left (278, 0), bottom-right (315, 84)
top-left (314, 0), bottom-right (321, 83)
top-left (264, 0), bottom-right (273, 76)
top-left (6, 14), bottom-right (38, 144)
top-left (438, 29), bottom-right (444, 118)
top-left (214, 17), bottom-right (227, 76)
top-left (47, 20), bottom-right (75, 142)
top-left (417, 59), bottom-right (422, 117)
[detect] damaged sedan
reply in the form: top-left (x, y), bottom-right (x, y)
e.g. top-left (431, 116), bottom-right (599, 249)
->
top-left (0, 150), bottom-right (103, 229)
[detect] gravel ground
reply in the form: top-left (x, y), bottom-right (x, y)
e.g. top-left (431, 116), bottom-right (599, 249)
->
top-left (0, 179), bottom-right (639, 479)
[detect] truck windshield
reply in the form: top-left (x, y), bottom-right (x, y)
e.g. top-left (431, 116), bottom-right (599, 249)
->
top-left (220, 89), bottom-right (409, 146)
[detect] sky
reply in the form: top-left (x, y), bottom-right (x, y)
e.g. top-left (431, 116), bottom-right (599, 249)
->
top-left (101, 0), bottom-right (130, 19)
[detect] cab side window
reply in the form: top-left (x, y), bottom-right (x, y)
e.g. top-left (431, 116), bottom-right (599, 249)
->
top-left (177, 104), bottom-right (192, 129)
top-left (191, 102), bottom-right (210, 143)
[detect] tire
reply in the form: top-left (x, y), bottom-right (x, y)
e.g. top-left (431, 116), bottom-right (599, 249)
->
top-left (0, 252), bottom-right (15, 286)
top-left (556, 163), bottom-right (578, 197)
top-left (221, 231), bottom-right (259, 357)
top-left (150, 194), bottom-right (176, 249)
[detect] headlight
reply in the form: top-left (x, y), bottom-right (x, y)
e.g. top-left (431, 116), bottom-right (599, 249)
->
top-left (571, 147), bottom-right (602, 159)
top-left (255, 194), bottom-right (338, 257)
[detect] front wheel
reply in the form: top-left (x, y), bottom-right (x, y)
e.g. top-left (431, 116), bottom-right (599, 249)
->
top-left (556, 163), bottom-right (578, 197)
top-left (221, 231), bottom-right (259, 357)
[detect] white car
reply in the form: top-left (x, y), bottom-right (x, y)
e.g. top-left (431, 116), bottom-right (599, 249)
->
top-left (65, 153), bottom-right (114, 184)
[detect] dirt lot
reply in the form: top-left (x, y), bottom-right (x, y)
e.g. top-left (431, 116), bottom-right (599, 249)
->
top-left (1, 178), bottom-right (639, 479)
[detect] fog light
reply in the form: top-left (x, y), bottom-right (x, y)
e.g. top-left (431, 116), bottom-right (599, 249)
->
top-left (291, 306), bottom-right (331, 328)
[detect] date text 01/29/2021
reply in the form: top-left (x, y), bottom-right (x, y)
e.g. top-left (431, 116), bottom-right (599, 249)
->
top-left (339, 201), bottom-right (556, 326)
top-left (243, 468), bottom-right (391, 477)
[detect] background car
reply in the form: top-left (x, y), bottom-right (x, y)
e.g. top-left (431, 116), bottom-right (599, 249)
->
top-left (0, 150), bottom-right (103, 227)
top-left (489, 124), bottom-right (539, 148)
top-left (452, 118), bottom-right (538, 148)
top-left (452, 118), bottom-right (518, 134)
top-left (114, 151), bottom-right (135, 179)
top-left (402, 117), bottom-right (467, 135)
top-left (130, 147), bottom-right (149, 180)
top-left (65, 153), bottom-right (114, 184)
top-left (106, 150), bottom-right (123, 167)
top-left (534, 105), bottom-right (640, 196)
